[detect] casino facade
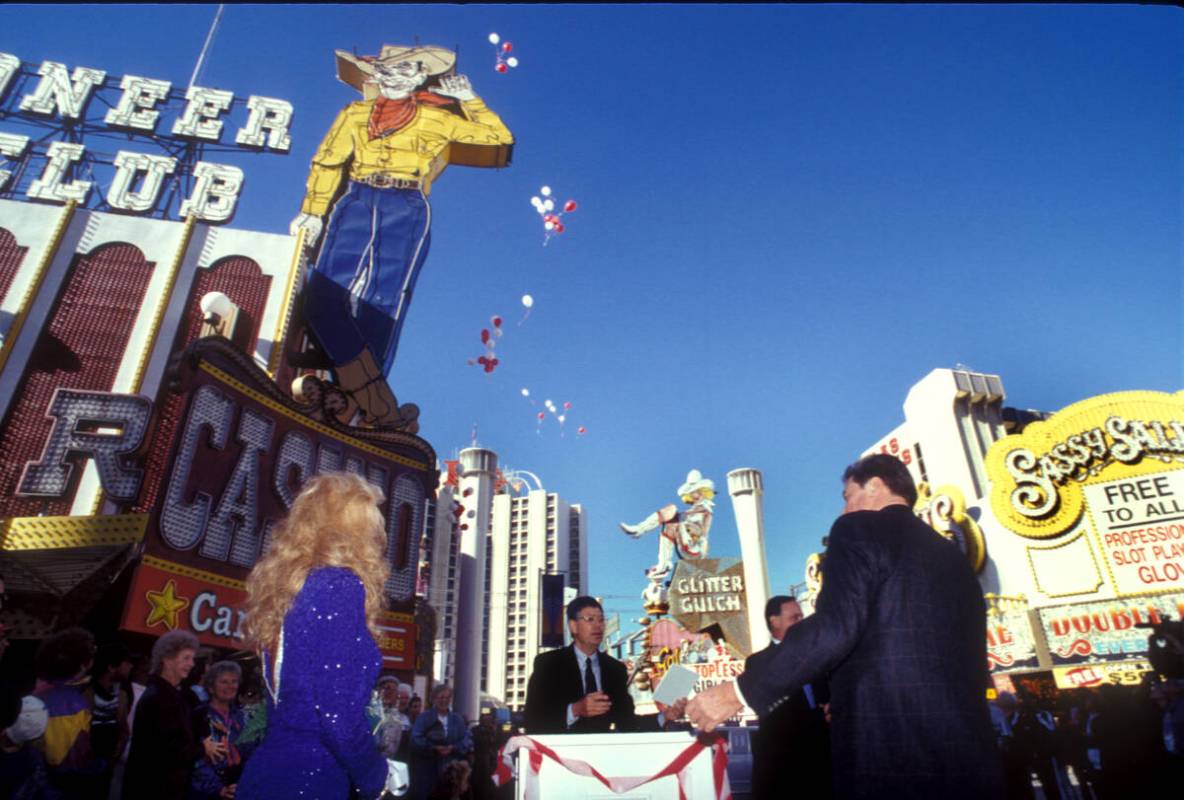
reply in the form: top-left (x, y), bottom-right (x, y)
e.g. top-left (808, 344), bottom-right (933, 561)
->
top-left (0, 49), bottom-right (431, 682)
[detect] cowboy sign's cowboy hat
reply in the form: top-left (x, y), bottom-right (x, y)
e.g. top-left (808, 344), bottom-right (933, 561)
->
top-left (335, 45), bottom-right (457, 100)
top-left (678, 469), bottom-right (715, 498)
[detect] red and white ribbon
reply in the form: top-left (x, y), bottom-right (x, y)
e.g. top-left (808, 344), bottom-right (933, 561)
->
top-left (491, 732), bottom-right (731, 800)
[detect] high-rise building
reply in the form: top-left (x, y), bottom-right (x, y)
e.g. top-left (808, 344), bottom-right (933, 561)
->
top-left (486, 487), bottom-right (588, 710)
top-left (422, 452), bottom-right (588, 713)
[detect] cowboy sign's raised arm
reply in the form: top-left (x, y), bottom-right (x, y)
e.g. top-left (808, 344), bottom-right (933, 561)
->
top-left (431, 74), bottom-right (477, 102)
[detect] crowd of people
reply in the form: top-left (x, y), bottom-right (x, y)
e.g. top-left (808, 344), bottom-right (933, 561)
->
top-left (991, 681), bottom-right (1184, 799)
top-left (0, 474), bottom-right (509, 800)
top-left (2, 627), bottom-right (1181, 799)
top-left (0, 631), bottom-right (519, 800)
top-left (2, 462), bottom-right (1183, 799)
top-left (0, 625), bottom-right (270, 799)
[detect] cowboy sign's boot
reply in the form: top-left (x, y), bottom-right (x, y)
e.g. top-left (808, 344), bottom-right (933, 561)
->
top-left (333, 348), bottom-right (420, 430)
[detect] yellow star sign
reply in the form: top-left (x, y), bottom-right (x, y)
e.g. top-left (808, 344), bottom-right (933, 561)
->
top-left (145, 579), bottom-right (190, 630)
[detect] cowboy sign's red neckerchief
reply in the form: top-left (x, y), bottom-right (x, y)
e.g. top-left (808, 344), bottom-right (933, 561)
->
top-left (368, 92), bottom-right (454, 140)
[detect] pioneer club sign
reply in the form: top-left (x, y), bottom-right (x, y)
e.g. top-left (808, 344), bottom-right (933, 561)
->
top-left (0, 52), bottom-right (292, 221)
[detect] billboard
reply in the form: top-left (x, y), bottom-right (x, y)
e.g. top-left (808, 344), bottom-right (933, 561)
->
top-left (0, 50), bottom-right (292, 222)
top-left (986, 605), bottom-right (1041, 674)
top-left (667, 557), bottom-right (753, 658)
top-left (0, 338), bottom-right (433, 660)
top-left (1035, 592), bottom-right (1183, 668)
top-left (985, 390), bottom-right (1184, 597)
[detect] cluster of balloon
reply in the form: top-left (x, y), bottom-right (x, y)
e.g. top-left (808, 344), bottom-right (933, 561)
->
top-left (488, 33), bottom-right (519, 73)
top-left (530, 186), bottom-right (578, 245)
top-left (467, 315), bottom-right (504, 373)
top-left (522, 388), bottom-right (586, 436)
top-left (519, 293), bottom-right (534, 325)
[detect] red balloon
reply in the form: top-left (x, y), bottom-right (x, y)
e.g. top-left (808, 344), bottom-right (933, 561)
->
top-left (484, 363), bottom-right (495, 373)
top-left (554, 223), bottom-right (565, 233)
top-left (577, 426), bottom-right (586, 435)
top-left (481, 328), bottom-right (490, 343)
top-left (564, 200), bottom-right (577, 213)
top-left (502, 42), bottom-right (513, 52)
top-left (537, 412), bottom-right (545, 421)
top-left (492, 316), bottom-right (503, 328)
top-left (496, 63), bottom-right (508, 73)
top-left (463, 488), bottom-right (473, 497)
top-left (563, 401), bottom-right (572, 409)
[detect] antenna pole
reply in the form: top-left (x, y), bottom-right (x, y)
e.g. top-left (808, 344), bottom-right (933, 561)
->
top-left (188, 4), bottom-right (226, 90)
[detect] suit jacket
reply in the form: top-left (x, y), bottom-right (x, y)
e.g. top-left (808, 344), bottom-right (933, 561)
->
top-left (524, 645), bottom-right (649, 734)
top-left (737, 506), bottom-right (1002, 800)
top-left (744, 643), bottom-right (832, 799)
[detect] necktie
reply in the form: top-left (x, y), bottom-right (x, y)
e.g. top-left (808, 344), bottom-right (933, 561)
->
top-left (584, 656), bottom-right (597, 695)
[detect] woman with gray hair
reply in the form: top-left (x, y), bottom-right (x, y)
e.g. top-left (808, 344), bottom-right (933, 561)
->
top-left (123, 630), bottom-right (223, 800)
top-left (192, 660), bottom-right (253, 799)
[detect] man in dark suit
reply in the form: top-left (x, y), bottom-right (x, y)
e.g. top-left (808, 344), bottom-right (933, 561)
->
top-left (524, 596), bottom-right (685, 734)
top-left (746, 595), bottom-right (832, 799)
top-left (688, 454), bottom-right (1002, 799)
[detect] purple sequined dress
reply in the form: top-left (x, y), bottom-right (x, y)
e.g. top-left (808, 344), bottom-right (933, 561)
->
top-left (237, 567), bottom-right (387, 799)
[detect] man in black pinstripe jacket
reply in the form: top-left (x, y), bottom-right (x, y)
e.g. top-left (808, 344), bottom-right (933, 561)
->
top-left (689, 454), bottom-right (1003, 799)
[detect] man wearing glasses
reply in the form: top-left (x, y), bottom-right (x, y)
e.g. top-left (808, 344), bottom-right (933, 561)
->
top-left (524, 597), bottom-right (687, 734)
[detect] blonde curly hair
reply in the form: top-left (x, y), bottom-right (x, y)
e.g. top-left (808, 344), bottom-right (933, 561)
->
top-left (244, 472), bottom-right (390, 651)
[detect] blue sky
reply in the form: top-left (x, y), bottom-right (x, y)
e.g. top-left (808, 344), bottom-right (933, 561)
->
top-left (2, 5), bottom-right (1181, 628)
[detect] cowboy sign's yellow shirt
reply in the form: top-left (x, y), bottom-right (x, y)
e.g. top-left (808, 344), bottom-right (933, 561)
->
top-left (300, 96), bottom-right (513, 216)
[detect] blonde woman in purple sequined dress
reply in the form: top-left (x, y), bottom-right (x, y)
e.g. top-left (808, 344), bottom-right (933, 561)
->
top-left (237, 473), bottom-right (404, 799)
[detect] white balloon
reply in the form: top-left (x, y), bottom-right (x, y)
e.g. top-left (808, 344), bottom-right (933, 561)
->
top-left (544, 221), bottom-right (554, 230)
top-left (522, 294), bottom-right (534, 307)
top-left (540, 186), bottom-right (552, 196)
top-left (506, 57), bottom-right (519, 68)
top-left (489, 33), bottom-right (500, 44)
top-left (558, 415), bottom-right (566, 423)
top-left (531, 196), bottom-right (542, 206)
top-left (543, 199), bottom-right (555, 211)
top-left (521, 388), bottom-right (530, 397)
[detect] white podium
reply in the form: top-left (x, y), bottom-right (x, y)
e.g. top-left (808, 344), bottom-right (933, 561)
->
top-left (507, 731), bottom-right (728, 800)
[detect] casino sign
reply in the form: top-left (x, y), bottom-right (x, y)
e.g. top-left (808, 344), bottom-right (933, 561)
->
top-left (3, 337), bottom-right (433, 668)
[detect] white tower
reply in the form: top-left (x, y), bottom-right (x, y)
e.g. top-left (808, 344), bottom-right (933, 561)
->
top-left (728, 467), bottom-right (771, 653)
top-left (454, 447), bottom-right (496, 723)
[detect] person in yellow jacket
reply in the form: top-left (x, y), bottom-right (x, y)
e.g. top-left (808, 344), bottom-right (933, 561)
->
top-left (32, 627), bottom-right (105, 796)
top-left (290, 45), bottom-right (513, 428)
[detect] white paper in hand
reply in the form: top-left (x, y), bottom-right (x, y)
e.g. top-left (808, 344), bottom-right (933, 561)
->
top-left (653, 664), bottom-right (697, 707)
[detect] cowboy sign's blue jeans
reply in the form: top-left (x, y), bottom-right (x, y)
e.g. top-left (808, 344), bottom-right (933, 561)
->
top-left (304, 182), bottom-right (432, 374)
